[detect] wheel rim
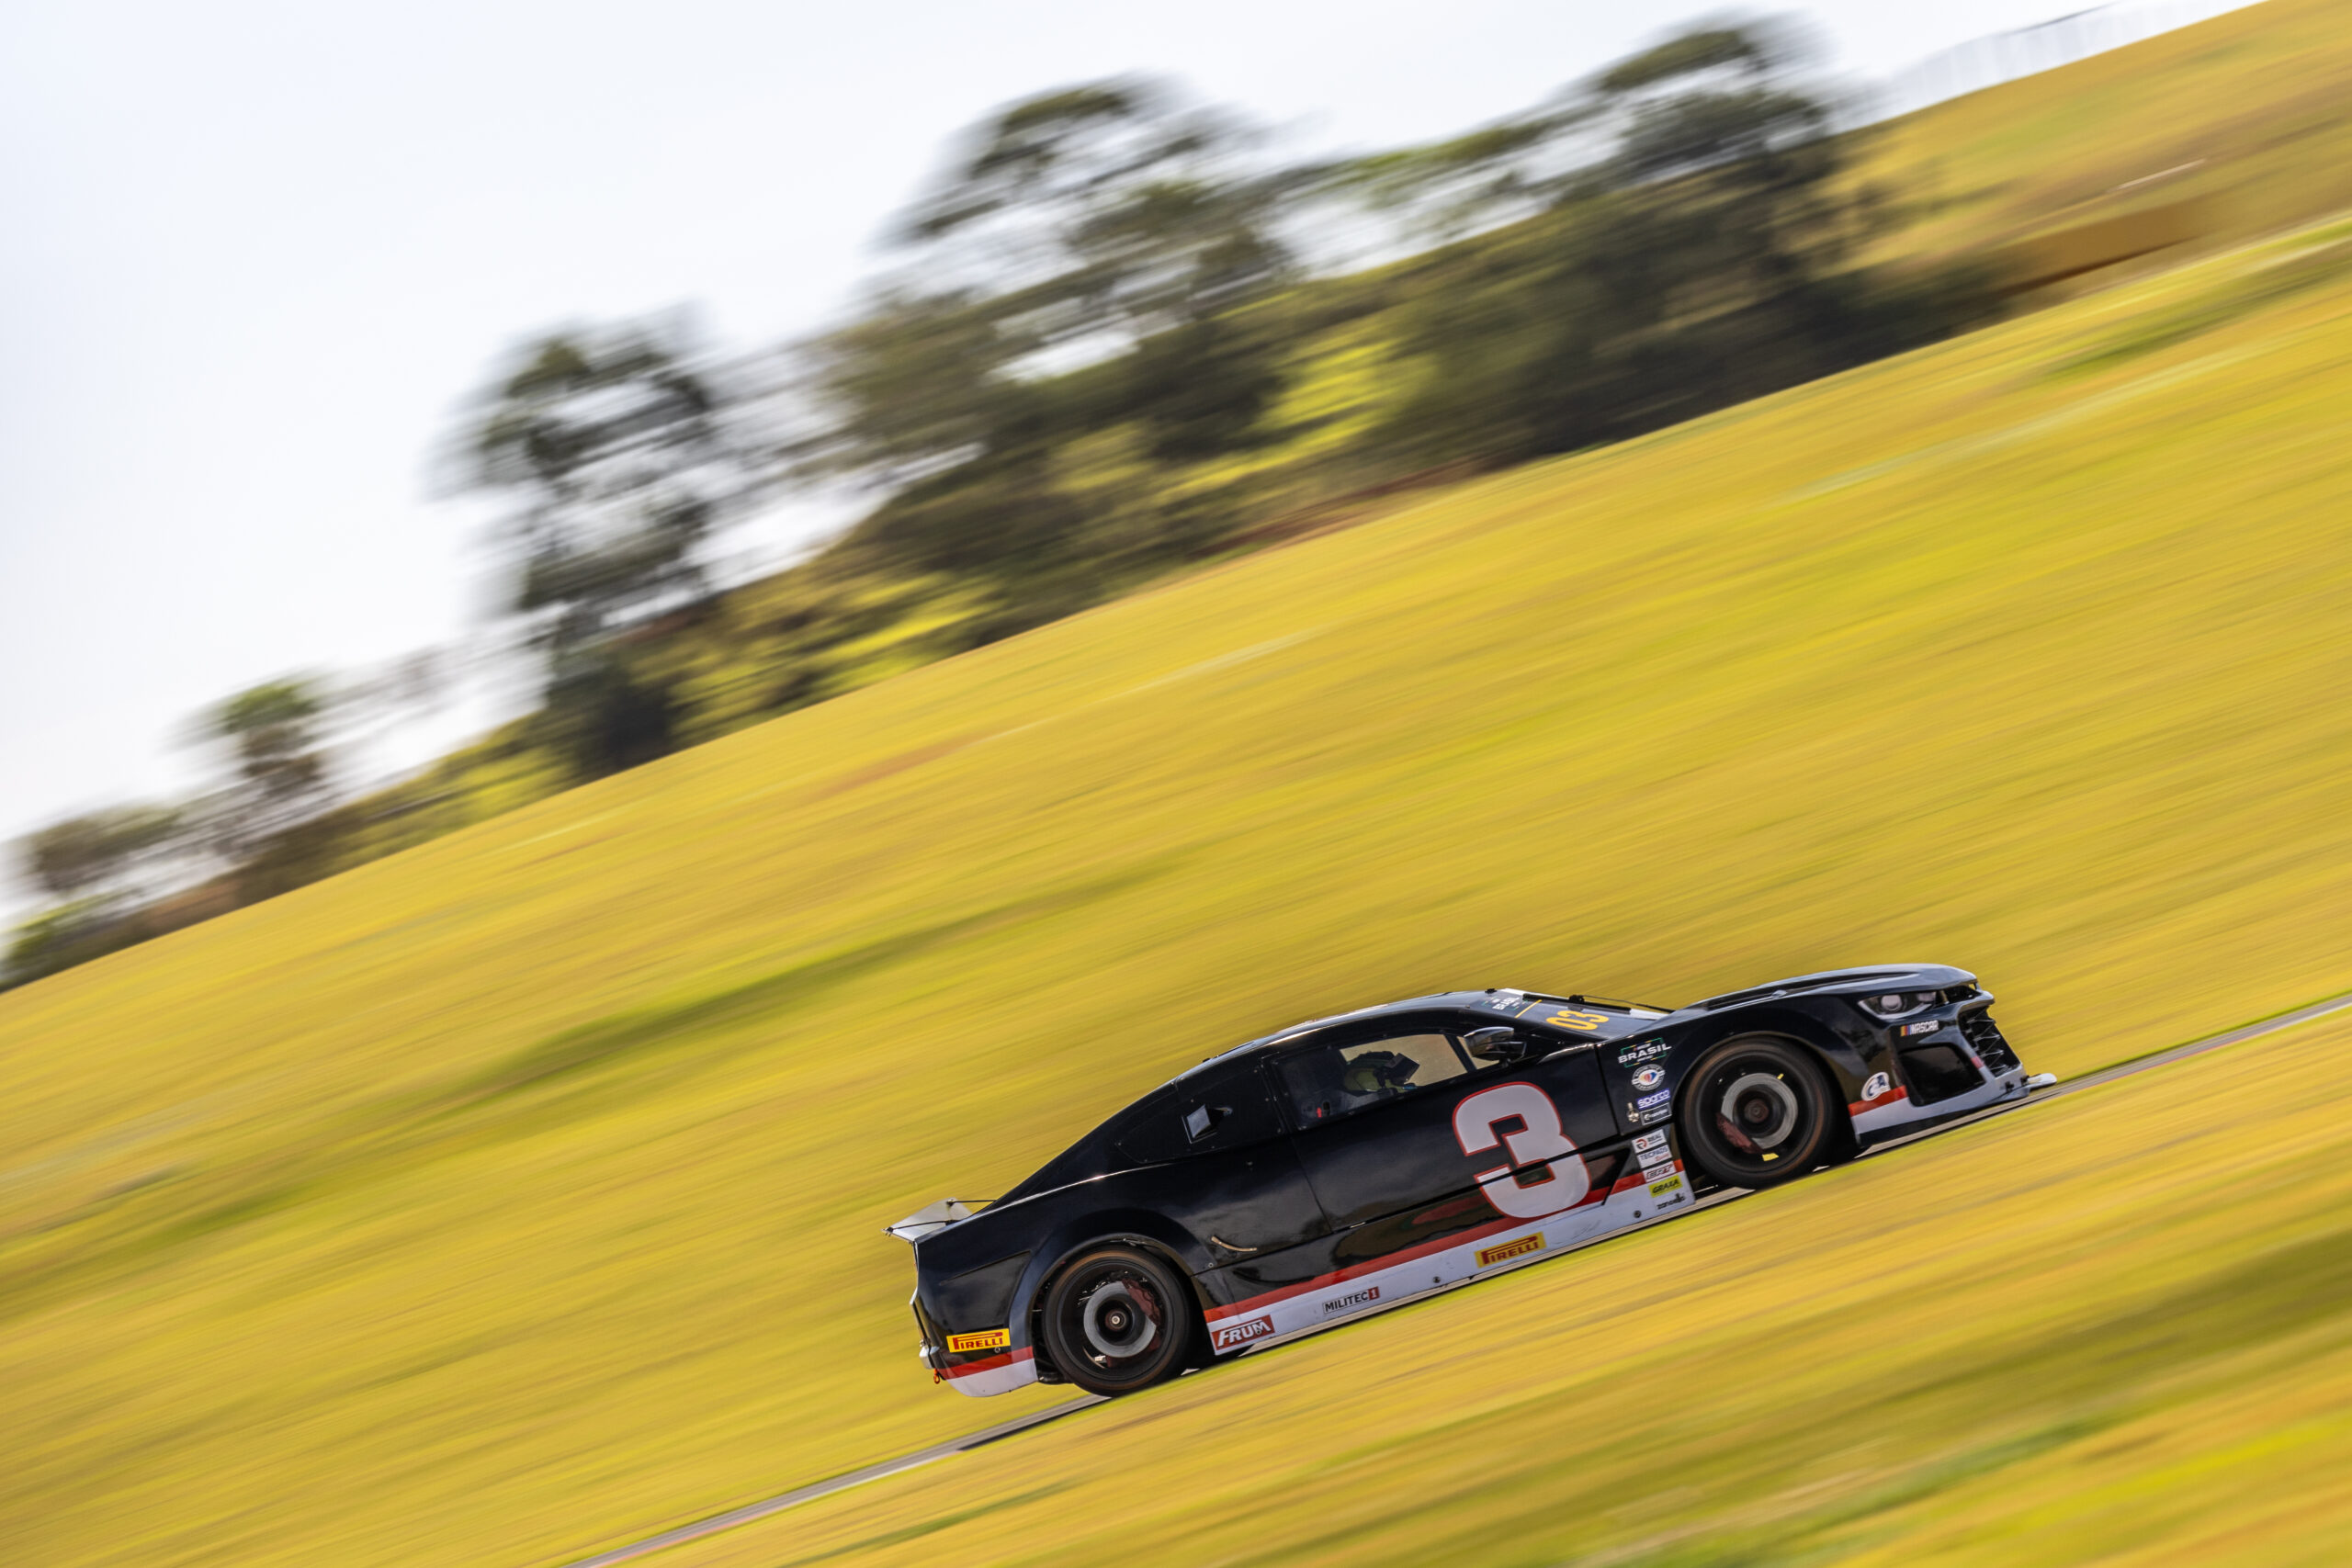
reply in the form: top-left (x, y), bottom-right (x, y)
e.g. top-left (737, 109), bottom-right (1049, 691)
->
top-left (1689, 1045), bottom-right (1822, 1178)
top-left (1081, 1281), bottom-right (1158, 1357)
top-left (1061, 1264), bottom-right (1165, 1372)
top-left (1716, 1070), bottom-right (1800, 1152)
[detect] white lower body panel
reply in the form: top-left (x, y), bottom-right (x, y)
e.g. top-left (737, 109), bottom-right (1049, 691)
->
top-left (1200, 1158), bottom-right (1691, 1355)
top-left (938, 1346), bottom-right (1038, 1398)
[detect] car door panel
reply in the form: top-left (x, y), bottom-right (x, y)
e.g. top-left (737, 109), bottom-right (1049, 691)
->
top-left (1327, 1139), bottom-right (1634, 1269)
top-left (1283, 1021), bottom-right (1618, 1243)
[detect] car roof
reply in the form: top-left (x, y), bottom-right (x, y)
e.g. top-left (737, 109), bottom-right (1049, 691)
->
top-left (1174, 964), bottom-right (1976, 1083)
top-left (1175, 987), bottom-right (1654, 1081)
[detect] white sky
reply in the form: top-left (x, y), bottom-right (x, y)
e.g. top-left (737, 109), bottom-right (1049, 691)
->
top-left (0, 0), bottom-right (2257, 907)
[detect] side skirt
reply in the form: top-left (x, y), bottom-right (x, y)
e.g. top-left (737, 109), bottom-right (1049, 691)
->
top-left (1199, 1157), bottom-right (1691, 1355)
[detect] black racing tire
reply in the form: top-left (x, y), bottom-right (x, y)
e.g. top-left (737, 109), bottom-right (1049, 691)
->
top-left (1038, 1246), bottom-right (1197, 1397)
top-left (1677, 1036), bottom-right (1838, 1190)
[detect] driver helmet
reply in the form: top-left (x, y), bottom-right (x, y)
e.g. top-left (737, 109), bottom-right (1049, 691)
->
top-left (1342, 1049), bottom-right (1420, 1096)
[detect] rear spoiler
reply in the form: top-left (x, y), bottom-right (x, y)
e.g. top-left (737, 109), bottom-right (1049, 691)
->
top-left (885, 1198), bottom-right (990, 1244)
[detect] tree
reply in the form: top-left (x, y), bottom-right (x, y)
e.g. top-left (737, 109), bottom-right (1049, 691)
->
top-left (890, 80), bottom-right (1292, 367)
top-left (459, 321), bottom-right (775, 774)
top-left (6, 804), bottom-right (193, 989)
top-left (17, 805), bottom-right (186, 905)
top-left (201, 677), bottom-right (334, 859)
top-left (1356, 21), bottom-right (1979, 467)
top-left (795, 81), bottom-right (1299, 580)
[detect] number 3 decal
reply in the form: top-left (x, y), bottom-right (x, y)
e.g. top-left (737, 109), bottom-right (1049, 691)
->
top-left (1453, 1083), bottom-right (1590, 1219)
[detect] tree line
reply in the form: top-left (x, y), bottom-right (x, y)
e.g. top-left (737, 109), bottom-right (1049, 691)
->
top-left (7, 21), bottom-right (1999, 987)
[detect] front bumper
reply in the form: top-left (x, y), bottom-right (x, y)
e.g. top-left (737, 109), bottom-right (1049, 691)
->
top-left (1851, 1000), bottom-right (2034, 1139)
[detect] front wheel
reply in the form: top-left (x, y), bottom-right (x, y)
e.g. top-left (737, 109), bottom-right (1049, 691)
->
top-left (1677, 1037), bottom-right (1838, 1190)
top-left (1038, 1246), bottom-right (1197, 1397)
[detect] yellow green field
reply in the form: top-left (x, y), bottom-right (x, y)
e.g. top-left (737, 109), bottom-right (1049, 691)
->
top-left (1858, 0), bottom-right (2352, 265)
top-left (7, 161), bottom-right (2352, 1568)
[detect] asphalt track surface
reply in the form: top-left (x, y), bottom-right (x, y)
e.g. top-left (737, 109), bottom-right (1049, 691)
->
top-left (556, 988), bottom-right (2352, 1568)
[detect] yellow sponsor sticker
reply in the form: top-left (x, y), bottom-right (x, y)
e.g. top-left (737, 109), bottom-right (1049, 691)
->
top-left (946, 1327), bottom-right (1011, 1354)
top-left (1476, 1235), bottom-right (1546, 1268)
top-left (1647, 1176), bottom-right (1684, 1198)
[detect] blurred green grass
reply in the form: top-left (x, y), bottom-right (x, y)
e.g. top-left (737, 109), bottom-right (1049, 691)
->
top-left (1854, 0), bottom-right (2352, 265)
top-left (3, 209), bottom-right (2351, 1567)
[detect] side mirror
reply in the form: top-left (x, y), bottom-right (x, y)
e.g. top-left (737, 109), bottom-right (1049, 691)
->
top-left (1464, 1027), bottom-right (1532, 1066)
top-left (1184, 1103), bottom-right (1231, 1142)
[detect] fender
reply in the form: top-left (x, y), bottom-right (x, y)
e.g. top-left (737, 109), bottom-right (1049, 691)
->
top-left (1685, 1007), bottom-right (1869, 1096)
top-left (1594, 1008), bottom-right (1870, 1170)
top-left (1014, 1211), bottom-right (1210, 1380)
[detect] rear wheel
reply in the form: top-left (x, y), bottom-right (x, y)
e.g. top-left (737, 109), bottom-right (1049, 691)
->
top-left (1677, 1037), bottom-right (1837, 1190)
top-left (1038, 1246), bottom-right (1196, 1397)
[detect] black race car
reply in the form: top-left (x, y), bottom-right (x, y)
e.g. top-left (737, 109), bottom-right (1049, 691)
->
top-left (889, 964), bottom-right (2049, 1398)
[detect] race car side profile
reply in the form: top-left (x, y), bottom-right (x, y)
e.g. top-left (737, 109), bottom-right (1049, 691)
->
top-left (888, 964), bottom-right (2049, 1398)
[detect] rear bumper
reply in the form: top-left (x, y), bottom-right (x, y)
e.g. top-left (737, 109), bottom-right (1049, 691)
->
top-left (914, 1291), bottom-right (1045, 1397)
top-left (937, 1347), bottom-right (1041, 1397)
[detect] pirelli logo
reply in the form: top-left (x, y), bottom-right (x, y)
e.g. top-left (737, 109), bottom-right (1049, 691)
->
top-left (1210, 1314), bottom-right (1276, 1351)
top-left (946, 1328), bottom-right (1011, 1355)
top-left (1477, 1235), bottom-right (1546, 1268)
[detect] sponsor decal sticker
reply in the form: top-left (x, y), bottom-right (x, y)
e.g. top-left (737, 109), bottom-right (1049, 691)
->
top-left (1477, 1235), bottom-right (1546, 1268)
top-left (1632, 1106), bottom-right (1674, 1126)
top-left (1647, 1175), bottom-right (1684, 1198)
top-left (1632, 1129), bottom-right (1668, 1154)
top-left (1321, 1285), bottom-right (1382, 1315)
top-left (1899, 1020), bottom-right (1941, 1038)
top-left (1637, 1141), bottom-right (1675, 1168)
top-left (1617, 1038), bottom-right (1672, 1066)
top-left (1455, 1083), bottom-right (1590, 1219)
top-left (1860, 1071), bottom-right (1892, 1100)
top-left (946, 1328), bottom-right (1011, 1355)
top-left (1634, 1088), bottom-right (1671, 1110)
top-left (1631, 1065), bottom-right (1666, 1090)
top-left (1210, 1314), bottom-right (1277, 1351)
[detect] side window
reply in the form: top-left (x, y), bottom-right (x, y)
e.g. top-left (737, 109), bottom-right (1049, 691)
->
top-left (1278, 1032), bottom-right (1469, 1124)
top-left (1114, 1061), bottom-right (1282, 1166)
